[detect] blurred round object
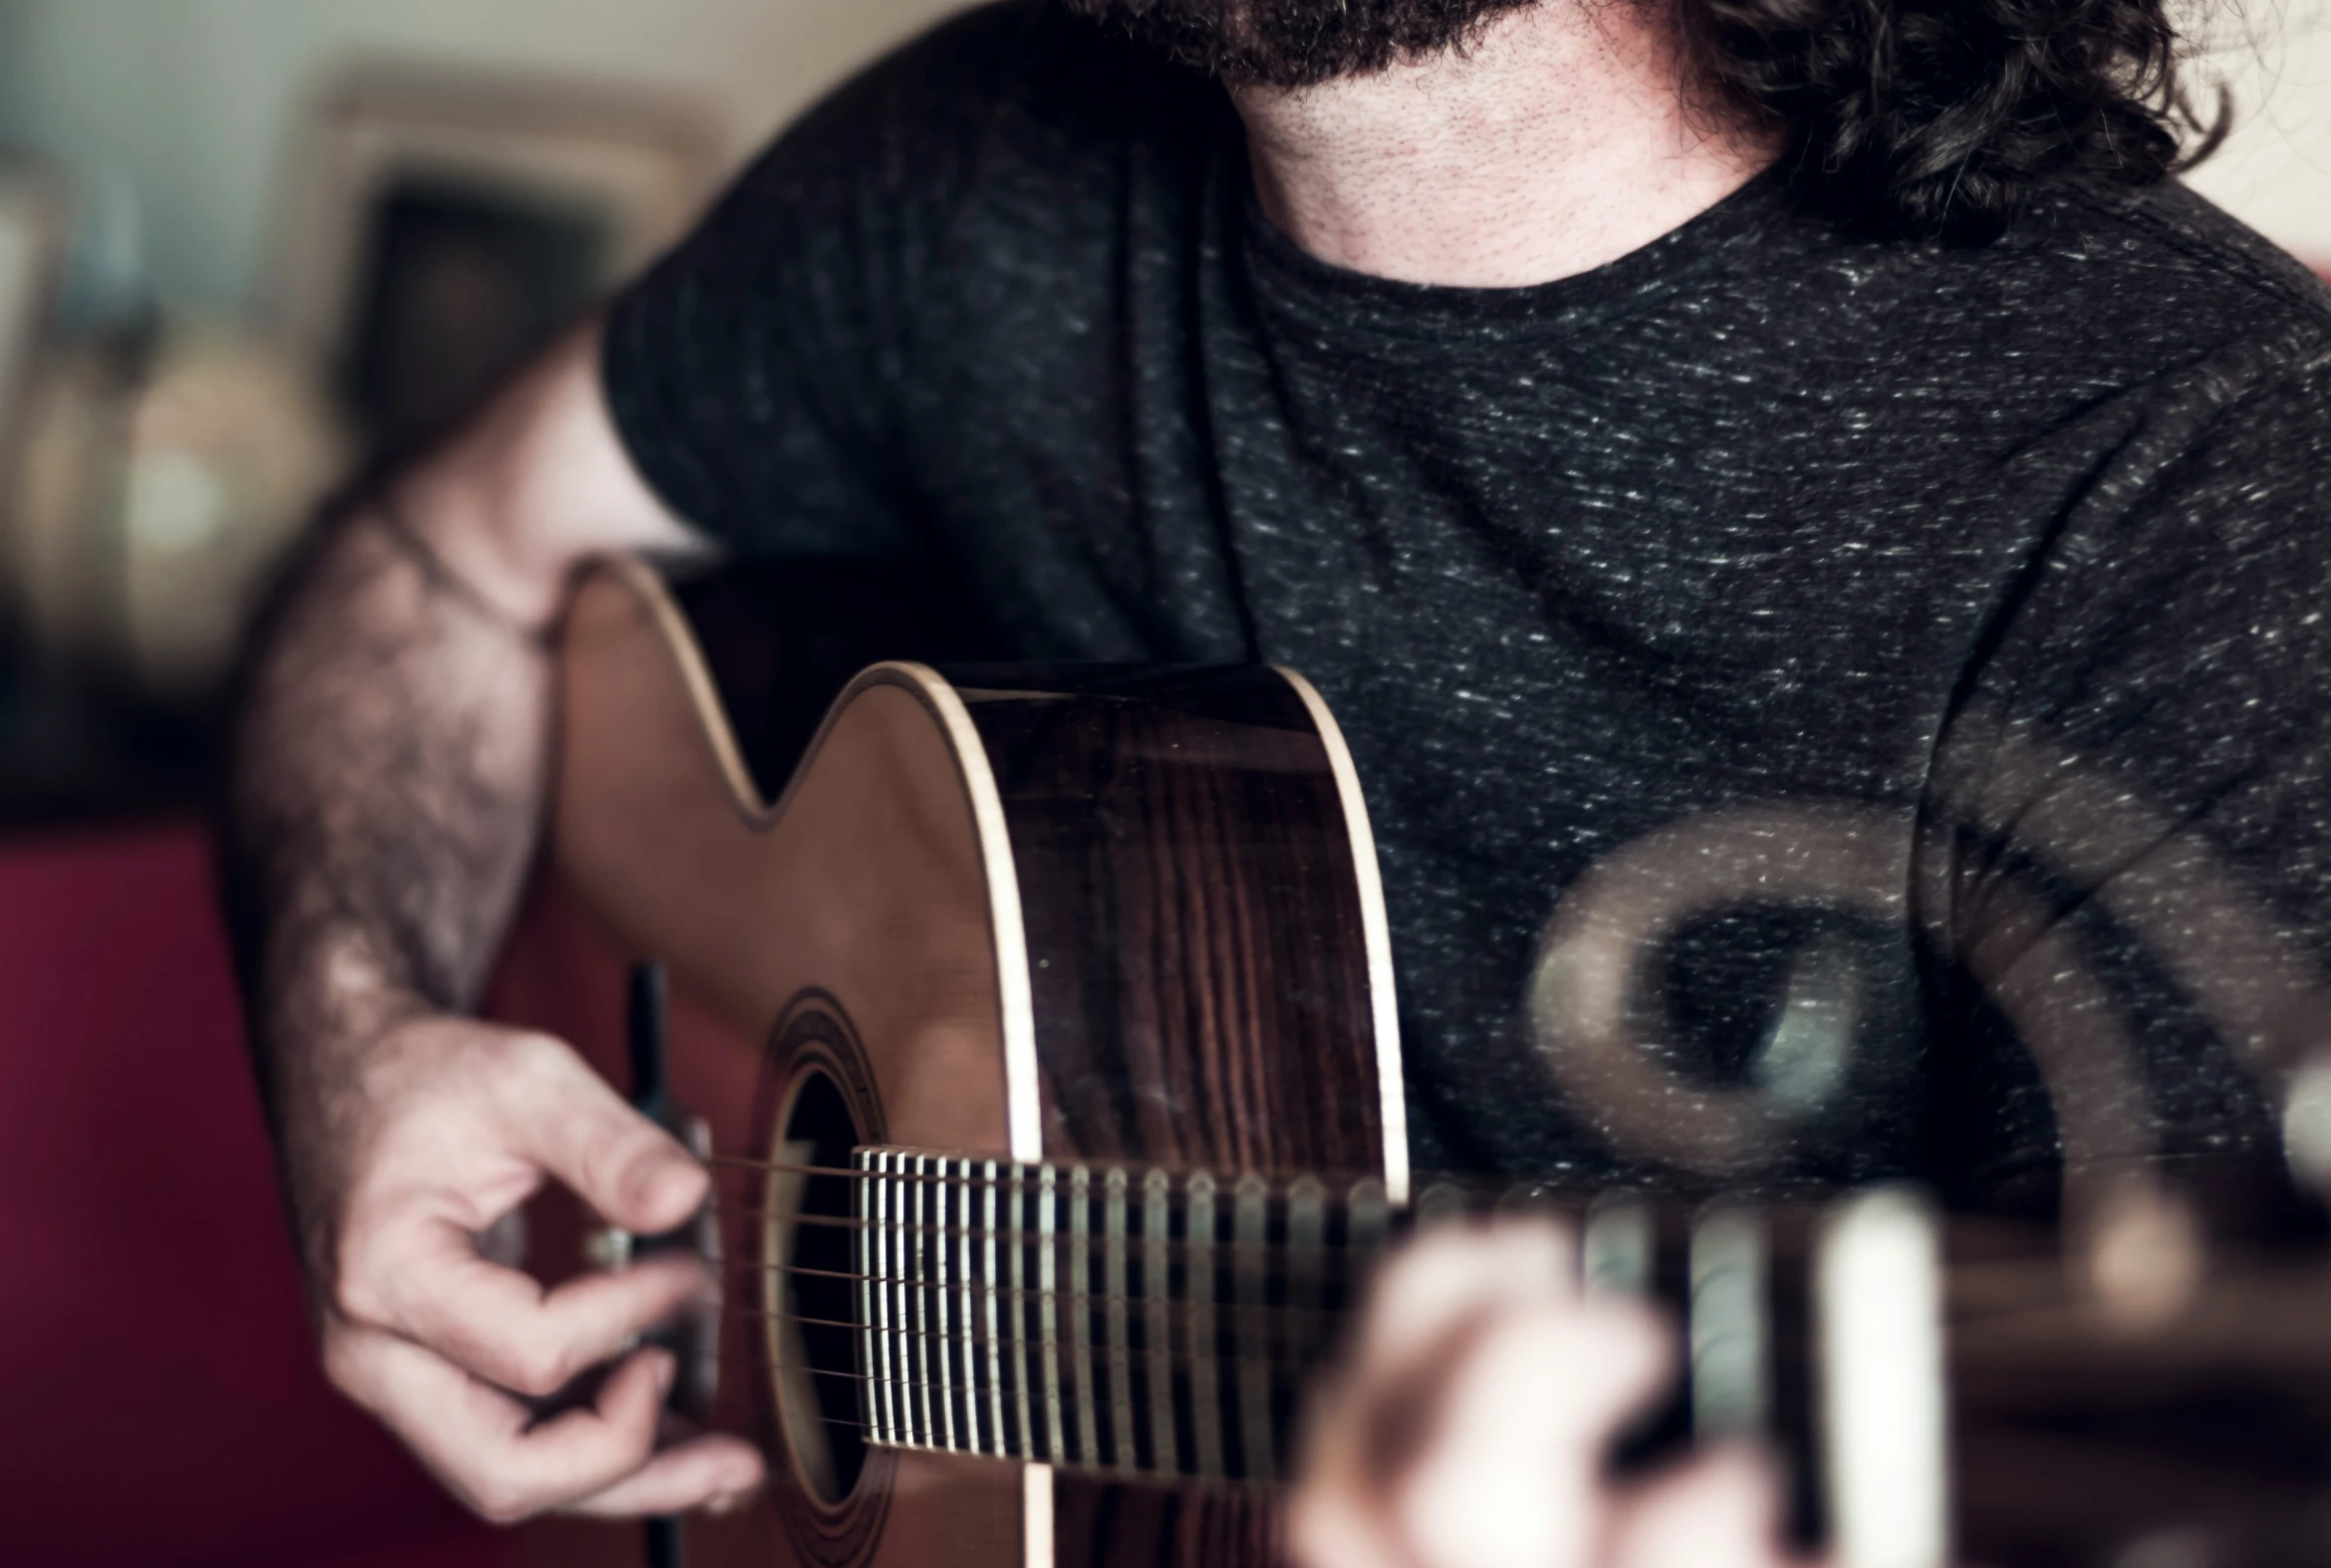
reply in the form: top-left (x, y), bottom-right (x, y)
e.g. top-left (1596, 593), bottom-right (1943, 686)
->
top-left (119, 320), bottom-right (347, 696)
top-left (2281, 1052), bottom-right (2331, 1194)
top-left (9, 340), bottom-right (118, 667)
top-left (9, 315), bottom-right (348, 700)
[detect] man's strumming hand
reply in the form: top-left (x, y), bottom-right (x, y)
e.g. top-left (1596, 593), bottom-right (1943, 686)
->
top-left (309, 1011), bottom-right (766, 1520)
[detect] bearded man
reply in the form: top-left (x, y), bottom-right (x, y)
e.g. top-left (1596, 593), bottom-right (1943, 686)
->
top-left (222, 0), bottom-right (2331, 1559)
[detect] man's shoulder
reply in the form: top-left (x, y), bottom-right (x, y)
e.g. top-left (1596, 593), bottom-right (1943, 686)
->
top-left (1991, 174), bottom-right (2331, 388)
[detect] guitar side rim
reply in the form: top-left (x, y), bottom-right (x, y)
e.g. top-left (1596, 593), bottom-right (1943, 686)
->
top-left (1271, 665), bottom-right (1408, 1208)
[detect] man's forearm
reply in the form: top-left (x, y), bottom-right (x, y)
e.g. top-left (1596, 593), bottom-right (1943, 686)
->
top-left (221, 498), bottom-right (554, 1267)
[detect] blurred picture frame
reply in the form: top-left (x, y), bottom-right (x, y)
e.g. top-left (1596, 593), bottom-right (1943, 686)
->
top-left (0, 159), bottom-right (72, 495)
top-left (271, 62), bottom-right (725, 449)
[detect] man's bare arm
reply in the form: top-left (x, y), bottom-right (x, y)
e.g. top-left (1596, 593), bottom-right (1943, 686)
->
top-left (221, 320), bottom-right (766, 1520)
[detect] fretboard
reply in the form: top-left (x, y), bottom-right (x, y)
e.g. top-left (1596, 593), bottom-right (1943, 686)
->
top-left (848, 1148), bottom-right (1396, 1481)
top-left (834, 1147), bottom-right (1945, 1528)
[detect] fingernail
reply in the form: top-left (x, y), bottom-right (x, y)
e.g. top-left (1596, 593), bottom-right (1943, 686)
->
top-left (651, 1351), bottom-right (676, 1396)
top-left (706, 1489), bottom-right (746, 1517)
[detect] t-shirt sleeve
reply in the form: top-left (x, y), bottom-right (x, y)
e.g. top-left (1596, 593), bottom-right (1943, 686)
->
top-left (1922, 350), bottom-right (2331, 1192)
top-left (601, 7), bottom-right (1018, 556)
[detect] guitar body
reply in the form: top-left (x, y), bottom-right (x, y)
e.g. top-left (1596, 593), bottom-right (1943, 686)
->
top-left (499, 558), bottom-right (1406, 1568)
top-left (491, 560), bottom-right (2331, 1568)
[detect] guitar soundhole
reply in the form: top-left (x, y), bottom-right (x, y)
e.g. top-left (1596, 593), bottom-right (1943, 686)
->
top-left (768, 1067), bottom-right (869, 1504)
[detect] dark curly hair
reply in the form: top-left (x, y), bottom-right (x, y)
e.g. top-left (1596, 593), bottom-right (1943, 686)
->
top-left (1675, 0), bottom-right (2223, 242)
top-left (1070, 0), bottom-right (2223, 243)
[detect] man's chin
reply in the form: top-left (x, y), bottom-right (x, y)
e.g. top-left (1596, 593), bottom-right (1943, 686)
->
top-left (1060, 0), bottom-right (1535, 89)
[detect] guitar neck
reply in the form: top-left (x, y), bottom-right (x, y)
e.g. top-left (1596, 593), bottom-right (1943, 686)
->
top-left (843, 1150), bottom-right (1386, 1481)
top-left (805, 1147), bottom-right (1945, 1521)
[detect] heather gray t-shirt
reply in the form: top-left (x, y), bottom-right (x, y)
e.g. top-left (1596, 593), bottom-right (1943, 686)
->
top-left (604, 0), bottom-right (2331, 1207)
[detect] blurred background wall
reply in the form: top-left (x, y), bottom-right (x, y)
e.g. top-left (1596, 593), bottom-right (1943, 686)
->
top-left (0, 0), bottom-right (971, 818)
top-left (2184, 0), bottom-right (2331, 264)
top-left (1, 0), bottom-right (2324, 318)
top-left (0, 0), bottom-right (962, 315)
top-left (0, 0), bottom-right (2323, 320)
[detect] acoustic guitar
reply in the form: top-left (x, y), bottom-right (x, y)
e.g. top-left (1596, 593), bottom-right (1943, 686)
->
top-left (491, 558), bottom-right (2331, 1568)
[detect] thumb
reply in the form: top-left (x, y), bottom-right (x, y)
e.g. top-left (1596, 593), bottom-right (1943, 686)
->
top-left (490, 1033), bottom-right (708, 1233)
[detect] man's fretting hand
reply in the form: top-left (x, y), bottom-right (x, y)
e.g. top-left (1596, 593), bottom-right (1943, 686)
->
top-left (315, 1013), bottom-right (766, 1520)
top-left (1289, 1221), bottom-right (1803, 1568)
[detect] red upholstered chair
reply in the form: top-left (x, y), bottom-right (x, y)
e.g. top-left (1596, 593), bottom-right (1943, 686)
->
top-left (0, 823), bottom-right (511, 1567)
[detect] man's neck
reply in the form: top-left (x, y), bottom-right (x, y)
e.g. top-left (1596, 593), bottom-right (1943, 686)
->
top-left (1232, 2), bottom-right (1774, 289)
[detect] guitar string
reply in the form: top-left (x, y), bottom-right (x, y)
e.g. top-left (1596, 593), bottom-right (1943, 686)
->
top-left (706, 1153), bottom-right (1419, 1195)
top-left (707, 1303), bottom-right (1337, 1437)
top-left (690, 1218), bottom-right (2058, 1321)
top-left (702, 1216), bottom-right (1390, 1278)
top-left (657, 1375), bottom-right (1278, 1458)
top-left (720, 1304), bottom-right (1332, 1378)
top-left (699, 1192), bottom-right (1408, 1257)
top-left (696, 1355), bottom-right (1316, 1455)
top-left (676, 1208), bottom-right (1407, 1277)
top-left (729, 1270), bottom-right (1408, 1346)
top-left (722, 1256), bottom-right (1363, 1338)
top-left (727, 1292), bottom-right (1352, 1360)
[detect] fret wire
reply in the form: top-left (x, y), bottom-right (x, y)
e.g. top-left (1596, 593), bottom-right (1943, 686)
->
top-left (981, 1159), bottom-right (1007, 1458)
top-left (869, 1151), bottom-right (896, 1443)
top-left (1234, 1173), bottom-right (1274, 1480)
top-left (891, 1151), bottom-right (912, 1445)
top-left (1104, 1166), bottom-right (1136, 1472)
top-left (1144, 1168), bottom-right (1177, 1474)
top-left (928, 1155), bottom-right (960, 1450)
top-left (1038, 1164), bottom-right (1066, 1464)
top-left (953, 1157), bottom-right (980, 1454)
top-left (1008, 1163), bottom-right (1035, 1460)
top-left (1069, 1164), bottom-right (1099, 1467)
top-left (855, 1150), bottom-right (884, 1444)
top-left (912, 1155), bottom-right (937, 1446)
top-left (1187, 1170), bottom-right (1222, 1479)
top-left (891, 1154), bottom-right (917, 1446)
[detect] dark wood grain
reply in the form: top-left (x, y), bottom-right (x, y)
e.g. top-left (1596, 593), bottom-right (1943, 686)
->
top-left (950, 665), bottom-right (1390, 1568)
top-left (952, 665), bottom-right (1385, 1177)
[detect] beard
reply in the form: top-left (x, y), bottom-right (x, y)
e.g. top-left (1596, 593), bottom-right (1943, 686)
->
top-left (1061, 0), bottom-right (1541, 89)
